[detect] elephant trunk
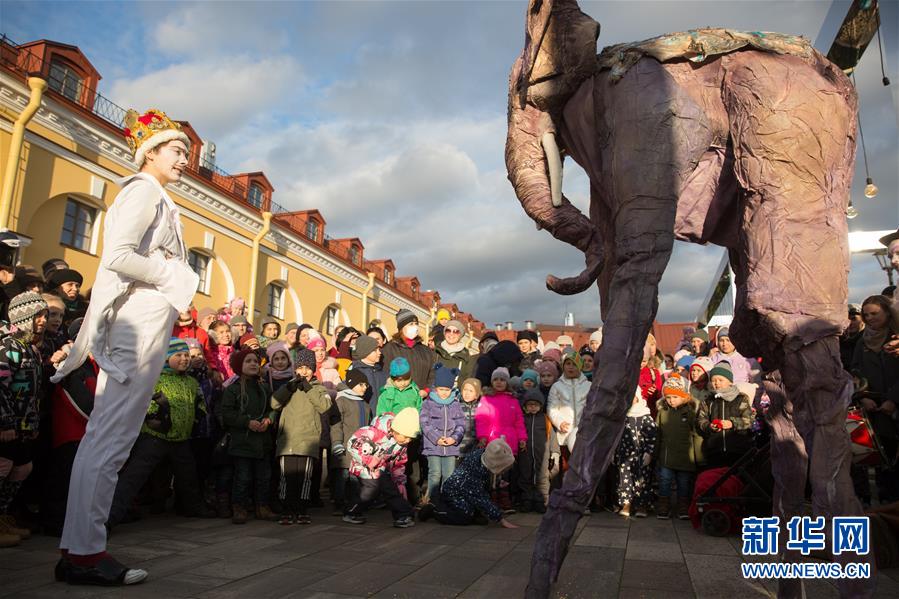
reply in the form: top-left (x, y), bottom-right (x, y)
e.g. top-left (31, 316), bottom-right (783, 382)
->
top-left (505, 95), bottom-right (603, 295)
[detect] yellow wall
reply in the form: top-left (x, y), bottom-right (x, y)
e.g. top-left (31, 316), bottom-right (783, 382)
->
top-left (0, 81), bottom-right (422, 345)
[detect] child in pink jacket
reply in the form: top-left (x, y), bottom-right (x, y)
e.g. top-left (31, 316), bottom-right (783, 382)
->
top-left (475, 367), bottom-right (527, 512)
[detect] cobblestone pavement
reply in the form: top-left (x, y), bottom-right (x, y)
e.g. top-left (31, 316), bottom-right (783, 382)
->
top-left (2, 508), bottom-right (898, 598)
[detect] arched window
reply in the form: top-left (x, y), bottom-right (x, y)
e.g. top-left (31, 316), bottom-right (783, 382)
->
top-left (266, 283), bottom-right (285, 319)
top-left (188, 250), bottom-right (211, 295)
top-left (60, 197), bottom-right (97, 251)
top-left (48, 59), bottom-right (84, 102)
top-left (247, 183), bottom-right (265, 209)
top-left (305, 219), bottom-right (319, 242)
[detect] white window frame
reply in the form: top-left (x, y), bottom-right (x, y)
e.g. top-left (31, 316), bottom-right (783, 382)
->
top-left (305, 219), bottom-right (319, 242)
top-left (188, 250), bottom-right (212, 295)
top-left (48, 59), bottom-right (83, 102)
top-left (349, 244), bottom-right (360, 266)
top-left (267, 283), bottom-right (285, 319)
top-left (326, 305), bottom-right (339, 336)
top-left (60, 198), bottom-right (98, 253)
top-left (247, 183), bottom-right (265, 209)
top-left (383, 267), bottom-right (392, 285)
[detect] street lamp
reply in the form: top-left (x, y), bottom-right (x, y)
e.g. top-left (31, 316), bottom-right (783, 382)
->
top-left (874, 250), bottom-right (895, 286)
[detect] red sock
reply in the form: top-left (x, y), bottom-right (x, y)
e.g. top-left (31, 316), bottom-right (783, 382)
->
top-left (68, 551), bottom-right (109, 566)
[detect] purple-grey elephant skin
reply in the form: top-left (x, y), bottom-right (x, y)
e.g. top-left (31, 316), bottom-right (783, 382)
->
top-left (505, 1), bottom-right (875, 597)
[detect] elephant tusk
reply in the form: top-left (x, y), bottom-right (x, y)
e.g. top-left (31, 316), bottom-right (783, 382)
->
top-left (541, 131), bottom-right (563, 207)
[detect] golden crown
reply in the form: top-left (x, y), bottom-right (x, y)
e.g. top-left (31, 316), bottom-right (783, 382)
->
top-left (123, 108), bottom-right (188, 165)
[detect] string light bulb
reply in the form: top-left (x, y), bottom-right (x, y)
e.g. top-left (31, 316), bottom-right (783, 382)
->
top-left (864, 177), bottom-right (879, 198)
top-left (846, 201), bottom-right (859, 219)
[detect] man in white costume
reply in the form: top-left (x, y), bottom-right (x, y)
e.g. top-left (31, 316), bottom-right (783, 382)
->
top-left (52, 108), bottom-right (199, 586)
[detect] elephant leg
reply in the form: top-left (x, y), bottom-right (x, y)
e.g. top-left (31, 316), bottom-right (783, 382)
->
top-left (527, 198), bottom-right (676, 598)
top-left (722, 52), bottom-right (873, 598)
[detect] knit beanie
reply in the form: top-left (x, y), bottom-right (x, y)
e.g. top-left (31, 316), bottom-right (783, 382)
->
top-left (239, 332), bottom-right (257, 348)
top-left (285, 322), bottom-right (299, 335)
top-left (534, 360), bottom-right (558, 377)
top-left (662, 373), bottom-right (690, 399)
top-left (41, 258), bottom-right (68, 280)
top-left (461, 377), bottom-right (482, 397)
top-left (8, 291), bottom-right (48, 330)
top-left (708, 361), bottom-right (734, 383)
top-left (444, 319), bottom-right (465, 333)
top-left (230, 315), bottom-right (249, 327)
top-left (46, 268), bottom-right (83, 290)
top-left (344, 369), bottom-right (369, 390)
top-left (229, 348), bottom-right (256, 376)
top-left (516, 330), bottom-right (538, 343)
top-left (197, 307), bottom-right (216, 323)
top-left (396, 308), bottom-right (417, 331)
top-left (589, 328), bottom-right (603, 345)
top-left (521, 369), bottom-right (539, 386)
top-left (691, 329), bottom-right (709, 343)
top-left (521, 388), bottom-right (545, 408)
top-left (183, 337), bottom-right (202, 351)
top-left (295, 348), bottom-right (316, 371)
top-left (389, 357), bottom-right (411, 378)
top-left (542, 348), bottom-right (562, 365)
top-left (436, 308), bottom-right (451, 322)
top-left (692, 356), bottom-right (714, 376)
top-left (716, 327), bottom-right (730, 342)
top-left (390, 407), bottom-right (421, 438)
top-left (434, 363), bottom-right (460, 388)
top-left (675, 354), bottom-right (695, 370)
top-left (352, 335), bottom-right (379, 360)
top-left (481, 438), bottom-right (515, 474)
top-left (166, 337), bottom-right (190, 360)
top-left (266, 341), bottom-right (293, 367)
top-left (491, 367), bottom-right (510, 382)
top-left (306, 335), bottom-right (326, 351)
top-left (561, 349), bottom-right (582, 371)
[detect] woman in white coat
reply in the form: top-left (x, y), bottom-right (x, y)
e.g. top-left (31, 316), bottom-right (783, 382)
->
top-left (547, 352), bottom-right (591, 453)
top-left (53, 109), bottom-right (199, 586)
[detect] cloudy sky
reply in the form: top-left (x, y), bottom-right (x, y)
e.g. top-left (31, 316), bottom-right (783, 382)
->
top-left (5, 0), bottom-right (897, 327)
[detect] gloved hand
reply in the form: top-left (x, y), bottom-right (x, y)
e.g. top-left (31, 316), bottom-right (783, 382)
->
top-left (642, 452), bottom-right (653, 467)
top-left (297, 378), bottom-right (312, 393)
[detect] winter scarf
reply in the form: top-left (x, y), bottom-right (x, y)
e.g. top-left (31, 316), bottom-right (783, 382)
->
top-left (712, 384), bottom-right (742, 403)
top-left (440, 339), bottom-right (466, 355)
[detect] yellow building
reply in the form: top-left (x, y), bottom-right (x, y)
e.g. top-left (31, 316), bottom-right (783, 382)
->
top-left (0, 36), bottom-right (486, 343)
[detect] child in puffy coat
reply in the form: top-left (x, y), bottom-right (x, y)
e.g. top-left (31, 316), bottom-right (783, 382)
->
top-left (654, 374), bottom-right (701, 520)
top-left (376, 358), bottom-right (422, 416)
top-left (476, 367), bottom-right (527, 511)
top-left (518, 388), bottom-right (554, 513)
top-left (420, 364), bottom-right (464, 504)
top-left (343, 408), bottom-right (419, 528)
top-left (270, 349), bottom-right (332, 525)
top-left (458, 378), bottom-right (482, 455)
top-left (329, 369), bottom-right (371, 513)
top-left (697, 362), bottom-right (752, 467)
top-left (547, 351), bottom-right (591, 456)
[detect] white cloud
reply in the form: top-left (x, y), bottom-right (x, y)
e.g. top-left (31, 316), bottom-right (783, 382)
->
top-left (107, 56), bottom-right (303, 139)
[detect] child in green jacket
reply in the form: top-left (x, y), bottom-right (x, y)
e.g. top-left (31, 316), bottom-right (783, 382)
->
top-left (654, 374), bottom-right (702, 520)
top-left (221, 348), bottom-right (277, 524)
top-left (376, 358), bottom-right (422, 416)
top-left (270, 349), bottom-right (332, 525)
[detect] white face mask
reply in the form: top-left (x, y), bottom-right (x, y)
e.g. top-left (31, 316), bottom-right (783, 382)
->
top-left (404, 324), bottom-right (419, 339)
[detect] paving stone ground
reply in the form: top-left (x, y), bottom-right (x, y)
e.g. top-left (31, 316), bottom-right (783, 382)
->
top-left (2, 508), bottom-right (898, 598)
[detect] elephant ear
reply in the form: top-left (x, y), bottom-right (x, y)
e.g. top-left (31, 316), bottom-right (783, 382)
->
top-left (517, 0), bottom-right (600, 114)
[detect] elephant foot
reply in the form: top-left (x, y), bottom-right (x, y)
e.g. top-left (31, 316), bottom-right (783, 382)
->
top-left (526, 491), bottom-right (585, 597)
top-left (546, 237), bottom-right (603, 295)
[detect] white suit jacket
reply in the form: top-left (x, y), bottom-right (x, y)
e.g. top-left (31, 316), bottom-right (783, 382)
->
top-left (51, 173), bottom-right (199, 384)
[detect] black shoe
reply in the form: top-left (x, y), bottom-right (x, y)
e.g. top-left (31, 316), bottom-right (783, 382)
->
top-left (418, 504), bottom-right (435, 522)
top-left (66, 556), bottom-right (148, 586)
top-left (393, 516), bottom-right (415, 529)
top-left (54, 557), bottom-right (69, 582)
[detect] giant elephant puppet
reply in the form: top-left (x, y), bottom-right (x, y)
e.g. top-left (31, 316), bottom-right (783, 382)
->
top-left (506, 1), bottom-right (876, 598)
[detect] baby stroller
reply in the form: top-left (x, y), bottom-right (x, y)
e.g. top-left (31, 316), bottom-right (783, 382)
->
top-left (692, 441), bottom-right (773, 536)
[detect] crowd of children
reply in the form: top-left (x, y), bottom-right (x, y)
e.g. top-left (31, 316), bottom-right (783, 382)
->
top-left (0, 273), bottom-right (793, 549)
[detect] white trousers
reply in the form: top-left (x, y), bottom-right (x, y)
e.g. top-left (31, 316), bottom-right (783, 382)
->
top-left (60, 289), bottom-right (177, 555)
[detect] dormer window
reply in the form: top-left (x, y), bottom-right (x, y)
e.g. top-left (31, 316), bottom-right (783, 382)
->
top-left (305, 219), bottom-right (319, 242)
top-left (349, 244), bottom-right (360, 266)
top-left (247, 183), bottom-right (265, 209)
top-left (383, 267), bottom-right (392, 285)
top-left (48, 59), bottom-right (83, 102)
top-left (411, 283), bottom-right (417, 296)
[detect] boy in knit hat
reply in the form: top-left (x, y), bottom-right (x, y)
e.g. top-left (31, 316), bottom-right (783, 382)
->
top-left (655, 374), bottom-right (701, 520)
top-left (697, 362), bottom-right (752, 467)
top-left (517, 330), bottom-right (541, 371)
top-left (418, 438), bottom-right (519, 529)
top-left (420, 364), bottom-right (464, 505)
top-left (376, 357), bottom-right (421, 416)
top-left (271, 348), bottom-right (332, 525)
top-left (518, 388), bottom-right (552, 513)
top-left (329, 369), bottom-right (371, 514)
top-left (349, 334), bottom-right (386, 412)
top-left (107, 338), bottom-right (213, 528)
top-left (689, 329), bottom-right (710, 357)
top-left (0, 292), bottom-right (48, 546)
top-left (343, 407), bottom-right (419, 528)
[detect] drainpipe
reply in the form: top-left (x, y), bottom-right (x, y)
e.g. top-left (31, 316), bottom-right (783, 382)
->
top-left (0, 77), bottom-right (47, 231)
top-left (361, 271), bottom-right (375, 330)
top-left (246, 211), bottom-right (272, 322)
